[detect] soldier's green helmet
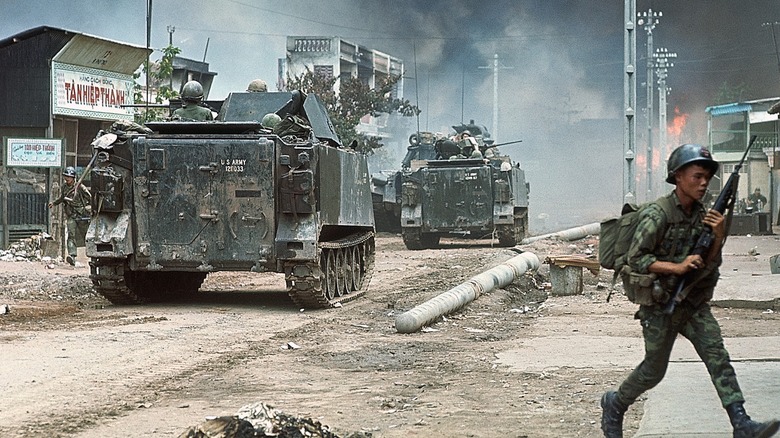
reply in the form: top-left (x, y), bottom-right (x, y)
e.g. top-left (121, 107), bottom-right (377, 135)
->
top-left (261, 113), bottom-right (282, 129)
top-left (665, 144), bottom-right (719, 184)
top-left (62, 166), bottom-right (77, 178)
top-left (181, 80), bottom-right (204, 102)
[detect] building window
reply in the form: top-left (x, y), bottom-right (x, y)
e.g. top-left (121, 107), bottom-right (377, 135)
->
top-left (721, 164), bottom-right (746, 175)
top-left (294, 38), bottom-right (331, 52)
top-left (313, 65), bottom-right (334, 78)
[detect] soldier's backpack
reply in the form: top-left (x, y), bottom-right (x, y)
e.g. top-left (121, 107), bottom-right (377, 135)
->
top-left (599, 202), bottom-right (642, 272)
top-left (599, 196), bottom-right (676, 302)
top-left (599, 196), bottom-right (677, 271)
top-left (273, 114), bottom-right (311, 138)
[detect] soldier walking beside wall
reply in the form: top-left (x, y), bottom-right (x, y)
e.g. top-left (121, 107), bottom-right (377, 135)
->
top-left (49, 166), bottom-right (91, 266)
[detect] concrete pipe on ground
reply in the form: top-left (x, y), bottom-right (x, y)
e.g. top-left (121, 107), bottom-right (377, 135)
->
top-left (520, 222), bottom-right (600, 245)
top-left (395, 251), bottom-right (540, 334)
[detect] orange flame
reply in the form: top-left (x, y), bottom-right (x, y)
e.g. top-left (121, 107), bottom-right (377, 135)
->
top-left (668, 106), bottom-right (689, 138)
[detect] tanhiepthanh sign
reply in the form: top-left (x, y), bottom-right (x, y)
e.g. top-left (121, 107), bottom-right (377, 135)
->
top-left (5, 138), bottom-right (62, 168)
top-left (52, 61), bottom-right (135, 120)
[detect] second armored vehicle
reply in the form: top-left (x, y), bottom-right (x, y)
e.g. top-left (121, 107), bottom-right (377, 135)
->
top-left (398, 122), bottom-right (529, 249)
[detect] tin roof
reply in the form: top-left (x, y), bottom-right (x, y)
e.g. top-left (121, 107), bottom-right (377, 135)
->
top-left (0, 26), bottom-right (151, 75)
top-left (705, 97), bottom-right (780, 117)
top-left (705, 102), bottom-right (753, 116)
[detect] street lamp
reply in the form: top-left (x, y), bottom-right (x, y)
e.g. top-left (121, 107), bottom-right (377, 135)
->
top-left (654, 47), bottom-right (676, 195)
top-left (638, 8), bottom-right (662, 201)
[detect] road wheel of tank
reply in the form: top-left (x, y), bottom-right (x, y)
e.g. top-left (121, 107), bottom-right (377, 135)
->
top-left (285, 231), bottom-right (375, 309)
top-left (352, 244), bottom-right (365, 290)
top-left (90, 258), bottom-right (146, 304)
top-left (322, 249), bottom-right (338, 300)
top-left (336, 248), bottom-right (348, 296)
top-left (344, 246), bottom-right (355, 292)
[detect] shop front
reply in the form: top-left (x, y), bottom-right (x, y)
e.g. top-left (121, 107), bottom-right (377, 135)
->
top-left (0, 26), bottom-right (150, 251)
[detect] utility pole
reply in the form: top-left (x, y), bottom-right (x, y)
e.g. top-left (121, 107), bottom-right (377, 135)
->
top-left (639, 8), bottom-right (661, 201)
top-left (623, 0), bottom-right (637, 204)
top-left (479, 53), bottom-right (512, 140)
top-left (167, 25), bottom-right (175, 93)
top-left (763, 22), bottom-right (780, 81)
top-left (654, 47), bottom-right (676, 195)
top-left (145, 0), bottom-right (152, 116)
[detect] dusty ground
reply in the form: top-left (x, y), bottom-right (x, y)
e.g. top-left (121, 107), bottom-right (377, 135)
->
top-left (1, 233), bottom-right (778, 438)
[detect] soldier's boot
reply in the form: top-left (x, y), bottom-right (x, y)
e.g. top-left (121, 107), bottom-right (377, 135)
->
top-left (727, 402), bottom-right (780, 438)
top-left (601, 391), bottom-right (628, 438)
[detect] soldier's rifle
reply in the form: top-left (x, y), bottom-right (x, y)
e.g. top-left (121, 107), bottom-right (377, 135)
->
top-left (663, 135), bottom-right (756, 314)
top-left (62, 132), bottom-right (118, 203)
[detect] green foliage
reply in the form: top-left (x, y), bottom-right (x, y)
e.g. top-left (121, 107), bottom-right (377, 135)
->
top-left (133, 44), bottom-right (182, 123)
top-left (285, 68), bottom-right (419, 154)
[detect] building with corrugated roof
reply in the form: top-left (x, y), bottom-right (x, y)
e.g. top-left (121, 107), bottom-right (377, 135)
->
top-left (0, 26), bottom-right (150, 249)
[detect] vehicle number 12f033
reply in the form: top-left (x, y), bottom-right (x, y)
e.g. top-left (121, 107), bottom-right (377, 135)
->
top-left (222, 158), bottom-right (246, 173)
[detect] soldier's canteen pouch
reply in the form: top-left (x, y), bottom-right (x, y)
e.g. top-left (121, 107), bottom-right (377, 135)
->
top-left (621, 267), bottom-right (665, 306)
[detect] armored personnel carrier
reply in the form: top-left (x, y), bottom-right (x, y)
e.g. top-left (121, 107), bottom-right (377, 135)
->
top-left (85, 91), bottom-right (375, 308)
top-left (399, 122), bottom-right (529, 249)
top-left (371, 131), bottom-right (440, 232)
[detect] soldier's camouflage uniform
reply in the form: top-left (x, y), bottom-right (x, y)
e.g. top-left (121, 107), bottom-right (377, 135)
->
top-left (51, 181), bottom-right (92, 261)
top-left (615, 190), bottom-right (744, 409)
top-left (172, 103), bottom-right (214, 121)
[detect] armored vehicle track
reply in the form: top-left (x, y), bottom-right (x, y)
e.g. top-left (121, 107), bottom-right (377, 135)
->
top-left (89, 230), bottom-right (374, 309)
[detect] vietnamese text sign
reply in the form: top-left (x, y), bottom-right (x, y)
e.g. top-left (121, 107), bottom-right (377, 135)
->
top-left (52, 61), bottom-right (136, 120)
top-left (6, 138), bottom-right (62, 168)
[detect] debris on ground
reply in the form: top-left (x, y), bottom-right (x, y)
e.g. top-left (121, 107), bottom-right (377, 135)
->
top-left (1, 233), bottom-right (57, 262)
top-left (179, 402), bottom-right (372, 438)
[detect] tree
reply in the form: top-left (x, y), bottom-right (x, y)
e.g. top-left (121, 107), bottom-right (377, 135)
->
top-left (285, 68), bottom-right (419, 154)
top-left (133, 44), bottom-right (182, 123)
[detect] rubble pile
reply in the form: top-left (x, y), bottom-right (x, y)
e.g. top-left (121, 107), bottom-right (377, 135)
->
top-left (180, 402), bottom-right (371, 438)
top-left (0, 233), bottom-right (55, 262)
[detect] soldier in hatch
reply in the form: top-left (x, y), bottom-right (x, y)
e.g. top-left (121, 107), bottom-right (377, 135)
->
top-left (172, 80), bottom-right (214, 121)
top-left (246, 78), bottom-right (268, 92)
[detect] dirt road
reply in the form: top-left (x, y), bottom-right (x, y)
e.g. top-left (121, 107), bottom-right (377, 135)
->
top-left (1, 234), bottom-right (777, 437)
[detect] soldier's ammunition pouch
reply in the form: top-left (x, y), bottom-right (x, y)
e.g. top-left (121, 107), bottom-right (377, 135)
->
top-left (621, 267), bottom-right (669, 306)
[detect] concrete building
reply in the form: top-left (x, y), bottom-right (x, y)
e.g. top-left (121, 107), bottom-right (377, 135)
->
top-left (0, 26), bottom-right (150, 249)
top-left (281, 36), bottom-right (405, 139)
top-left (706, 98), bottom-right (779, 234)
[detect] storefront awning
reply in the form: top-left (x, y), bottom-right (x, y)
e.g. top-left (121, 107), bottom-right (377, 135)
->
top-left (53, 33), bottom-right (151, 76)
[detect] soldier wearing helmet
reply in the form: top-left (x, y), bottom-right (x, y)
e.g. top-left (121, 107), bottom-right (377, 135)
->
top-left (747, 187), bottom-right (767, 213)
top-left (600, 144), bottom-right (780, 438)
top-left (261, 113), bottom-right (281, 129)
top-left (48, 166), bottom-right (92, 266)
top-left (172, 80), bottom-right (214, 121)
top-left (247, 79), bottom-right (268, 92)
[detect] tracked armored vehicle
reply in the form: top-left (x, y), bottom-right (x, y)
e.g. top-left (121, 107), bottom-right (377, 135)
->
top-left (85, 91), bottom-right (375, 308)
top-left (399, 122), bottom-right (529, 249)
top-left (371, 131), bottom-right (440, 232)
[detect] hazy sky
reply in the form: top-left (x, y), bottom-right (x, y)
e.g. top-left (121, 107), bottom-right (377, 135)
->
top-left (3, 0), bottom-right (779, 230)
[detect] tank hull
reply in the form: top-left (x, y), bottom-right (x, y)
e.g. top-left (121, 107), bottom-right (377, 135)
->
top-left (86, 92), bottom-right (375, 308)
